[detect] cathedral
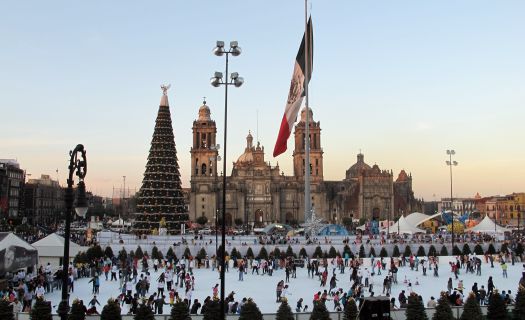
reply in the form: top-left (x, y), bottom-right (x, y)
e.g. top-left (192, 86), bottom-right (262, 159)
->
top-left (189, 101), bottom-right (422, 227)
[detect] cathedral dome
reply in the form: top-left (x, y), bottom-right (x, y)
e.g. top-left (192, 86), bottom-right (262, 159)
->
top-left (346, 153), bottom-right (371, 178)
top-left (198, 100), bottom-right (211, 121)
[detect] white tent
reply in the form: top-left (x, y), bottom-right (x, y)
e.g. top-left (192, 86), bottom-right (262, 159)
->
top-left (111, 218), bottom-right (131, 227)
top-left (381, 216), bottom-right (426, 234)
top-left (466, 215), bottom-right (508, 234)
top-left (32, 233), bottom-right (86, 267)
top-left (0, 232), bottom-right (38, 275)
top-left (405, 212), bottom-right (441, 227)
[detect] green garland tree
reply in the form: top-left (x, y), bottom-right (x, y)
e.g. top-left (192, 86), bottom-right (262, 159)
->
top-left (440, 246), bottom-right (448, 256)
top-left (417, 246), bottom-right (426, 257)
top-left (101, 298), bottom-right (122, 320)
top-left (343, 245), bottom-right (353, 258)
top-left (428, 245), bottom-right (437, 256)
top-left (358, 245), bottom-right (366, 258)
top-left (393, 245), bottom-right (401, 257)
top-left (473, 244), bottom-right (484, 255)
top-left (258, 247), bottom-right (268, 260)
top-left (310, 301), bottom-right (330, 320)
top-left (299, 247), bottom-right (308, 258)
top-left (405, 293), bottom-right (428, 320)
top-left (0, 299), bottom-right (14, 320)
top-left (313, 246), bottom-right (324, 258)
top-left (135, 245), bottom-right (144, 259)
top-left (31, 298), bottom-right (52, 320)
top-left (328, 246), bottom-right (337, 258)
top-left (487, 292), bottom-right (508, 320)
top-left (104, 246), bottom-right (114, 258)
top-left (343, 298), bottom-right (358, 320)
top-left (404, 245), bottom-right (412, 257)
top-left (286, 245), bottom-right (295, 257)
top-left (184, 247), bottom-right (192, 259)
top-left (135, 302), bottom-right (155, 320)
top-left (460, 292), bottom-right (482, 320)
top-left (169, 301), bottom-right (191, 320)
top-left (246, 247), bottom-right (255, 259)
top-left (203, 299), bottom-right (222, 320)
top-left (380, 247), bottom-right (388, 258)
top-left (369, 247), bottom-right (376, 257)
top-left (133, 88), bottom-right (189, 234)
top-left (431, 292), bottom-right (454, 320)
top-left (68, 299), bottom-right (86, 320)
top-left (276, 300), bottom-right (294, 320)
top-left (239, 299), bottom-right (263, 320)
top-left (166, 247), bottom-right (176, 261)
top-left (452, 245), bottom-right (462, 256)
top-left (462, 244), bottom-right (471, 255)
top-left (512, 287), bottom-right (525, 320)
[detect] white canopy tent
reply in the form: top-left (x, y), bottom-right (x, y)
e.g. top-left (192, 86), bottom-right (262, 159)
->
top-left (405, 212), bottom-right (442, 227)
top-left (0, 232), bottom-right (38, 275)
top-left (111, 218), bottom-right (131, 227)
top-left (466, 215), bottom-right (508, 234)
top-left (381, 215), bottom-right (426, 234)
top-left (32, 233), bottom-right (86, 267)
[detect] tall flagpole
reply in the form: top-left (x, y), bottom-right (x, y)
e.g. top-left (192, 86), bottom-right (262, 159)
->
top-left (304, 0), bottom-right (311, 230)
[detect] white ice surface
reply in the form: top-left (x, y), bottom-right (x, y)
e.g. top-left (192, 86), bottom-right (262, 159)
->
top-left (45, 258), bottom-right (524, 314)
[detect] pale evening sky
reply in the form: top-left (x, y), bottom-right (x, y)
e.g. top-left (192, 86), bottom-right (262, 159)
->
top-left (1, 1), bottom-right (524, 200)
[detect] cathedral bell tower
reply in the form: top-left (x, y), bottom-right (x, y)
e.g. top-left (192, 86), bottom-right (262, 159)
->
top-left (189, 100), bottom-right (218, 222)
top-left (293, 107), bottom-right (323, 181)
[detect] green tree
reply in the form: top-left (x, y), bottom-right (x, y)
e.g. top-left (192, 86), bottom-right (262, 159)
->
top-left (239, 300), bottom-right (263, 320)
top-left (86, 245), bottom-right (104, 261)
top-left (203, 299), bottom-right (221, 320)
top-left (258, 247), bottom-right (268, 260)
top-left (462, 244), bottom-right (471, 255)
top-left (135, 246), bottom-right (144, 259)
top-left (273, 247), bottom-right (281, 258)
top-left (166, 247), bottom-right (176, 261)
top-left (286, 245), bottom-right (295, 257)
top-left (417, 246), bottom-right (426, 257)
top-left (343, 245), bottom-right (353, 258)
top-left (184, 247), bottom-right (192, 259)
top-left (197, 247), bottom-right (207, 260)
top-left (404, 245), bottom-right (412, 257)
top-left (473, 244), bottom-right (484, 255)
top-left (230, 247), bottom-right (239, 260)
top-left (359, 245), bottom-right (366, 258)
top-left (128, 250), bottom-right (135, 260)
top-left (460, 292), bottom-right (482, 320)
top-left (246, 247), bottom-right (255, 258)
top-left (31, 297), bottom-right (52, 320)
top-left (393, 245), bottom-right (400, 257)
top-left (135, 302), bottom-right (155, 320)
top-left (328, 246), bottom-right (337, 258)
top-left (380, 247), bottom-right (388, 258)
top-left (343, 298), bottom-right (358, 320)
top-left (512, 287), bottom-right (525, 320)
top-left (310, 301), bottom-right (330, 320)
top-left (118, 248), bottom-right (128, 265)
top-left (0, 299), bottom-right (14, 320)
top-left (169, 301), bottom-right (191, 320)
top-left (500, 243), bottom-right (509, 254)
top-left (452, 245), bottom-right (462, 256)
top-left (68, 299), bottom-right (86, 320)
top-left (104, 246), bottom-right (114, 258)
top-left (487, 292), bottom-right (508, 320)
top-left (313, 246), bottom-right (324, 258)
top-left (299, 247), bottom-right (308, 258)
top-left (440, 246), bottom-right (448, 256)
top-left (152, 246), bottom-right (160, 260)
top-left (431, 292), bottom-right (454, 320)
top-left (405, 293), bottom-right (428, 320)
top-left (100, 298), bottom-right (122, 320)
top-left (428, 245), bottom-right (437, 256)
top-left (276, 300), bottom-right (294, 320)
top-left (369, 247), bottom-right (376, 257)
top-left (487, 243), bottom-right (496, 254)
top-left (196, 215), bottom-right (208, 225)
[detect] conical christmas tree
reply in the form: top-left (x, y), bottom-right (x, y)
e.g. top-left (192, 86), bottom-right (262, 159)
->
top-left (460, 293), bottom-right (482, 320)
top-left (169, 301), bottom-right (190, 320)
top-left (68, 299), bottom-right (86, 320)
top-left (203, 299), bottom-right (222, 320)
top-left (101, 298), bottom-right (122, 320)
top-left (432, 292), bottom-right (454, 320)
top-left (310, 301), bottom-right (330, 320)
top-left (0, 299), bottom-right (14, 320)
top-left (30, 297), bottom-right (52, 320)
top-left (343, 298), bottom-right (358, 320)
top-left (239, 299), bottom-right (263, 320)
top-left (135, 302), bottom-right (154, 320)
top-left (276, 299), bottom-right (294, 320)
top-left (405, 293), bottom-right (428, 320)
top-left (487, 291), bottom-right (508, 320)
top-left (514, 286), bottom-right (525, 320)
top-left (133, 85), bottom-right (189, 234)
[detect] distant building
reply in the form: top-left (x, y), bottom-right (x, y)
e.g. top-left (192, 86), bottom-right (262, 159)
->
top-left (0, 159), bottom-right (25, 219)
top-left (24, 174), bottom-right (65, 226)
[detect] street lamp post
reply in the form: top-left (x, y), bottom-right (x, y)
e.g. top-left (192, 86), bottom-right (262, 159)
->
top-left (210, 40), bottom-right (243, 318)
top-left (446, 149), bottom-right (458, 254)
top-left (57, 144), bottom-right (88, 320)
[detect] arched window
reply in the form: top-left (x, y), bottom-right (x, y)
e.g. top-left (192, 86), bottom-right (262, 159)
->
top-left (195, 158), bottom-right (199, 175)
top-left (201, 163), bottom-right (207, 175)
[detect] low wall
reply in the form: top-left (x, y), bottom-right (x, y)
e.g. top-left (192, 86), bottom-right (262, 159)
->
top-left (14, 305), bottom-right (502, 320)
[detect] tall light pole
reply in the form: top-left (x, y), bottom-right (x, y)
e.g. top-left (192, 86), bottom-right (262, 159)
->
top-left (210, 40), bottom-right (243, 318)
top-left (446, 149), bottom-right (458, 254)
top-left (57, 144), bottom-right (88, 320)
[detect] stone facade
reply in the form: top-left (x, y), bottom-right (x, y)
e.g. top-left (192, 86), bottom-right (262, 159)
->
top-left (189, 103), bottom-right (422, 226)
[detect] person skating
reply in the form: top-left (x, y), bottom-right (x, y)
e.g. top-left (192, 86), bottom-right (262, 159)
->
top-left (276, 280), bottom-right (284, 302)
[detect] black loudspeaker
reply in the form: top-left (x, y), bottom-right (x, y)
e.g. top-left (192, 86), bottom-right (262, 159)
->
top-left (359, 296), bottom-right (391, 320)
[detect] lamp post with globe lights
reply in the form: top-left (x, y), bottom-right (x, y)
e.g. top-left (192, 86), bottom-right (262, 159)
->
top-left (446, 149), bottom-right (458, 254)
top-left (210, 40), bottom-right (243, 318)
top-left (57, 144), bottom-right (88, 320)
